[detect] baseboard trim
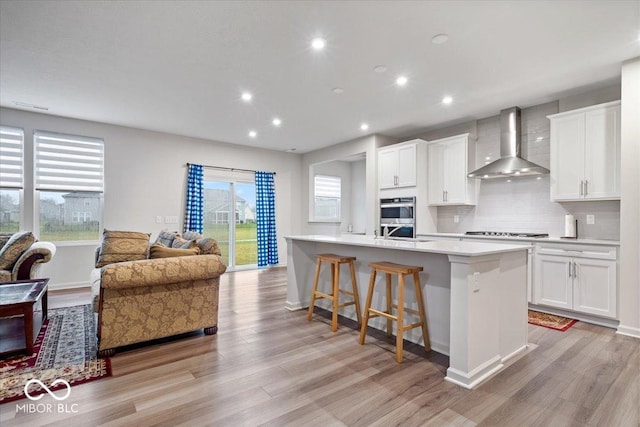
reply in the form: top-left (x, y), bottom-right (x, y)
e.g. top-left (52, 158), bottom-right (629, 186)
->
top-left (48, 281), bottom-right (90, 291)
top-left (285, 301), bottom-right (304, 311)
top-left (616, 325), bottom-right (640, 339)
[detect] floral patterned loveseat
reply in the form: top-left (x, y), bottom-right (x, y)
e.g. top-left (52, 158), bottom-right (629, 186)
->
top-left (90, 230), bottom-right (226, 357)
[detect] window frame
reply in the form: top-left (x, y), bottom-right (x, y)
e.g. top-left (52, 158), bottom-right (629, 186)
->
top-left (33, 130), bottom-right (104, 244)
top-left (312, 174), bottom-right (342, 223)
top-left (0, 126), bottom-right (25, 233)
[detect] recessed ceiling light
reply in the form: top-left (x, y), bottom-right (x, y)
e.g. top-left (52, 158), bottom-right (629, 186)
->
top-left (272, 118), bottom-right (282, 127)
top-left (431, 34), bottom-right (449, 44)
top-left (248, 130), bottom-right (257, 138)
top-left (241, 92), bottom-right (252, 102)
top-left (485, 156), bottom-right (491, 161)
top-left (396, 76), bottom-right (408, 86)
top-left (536, 136), bottom-right (543, 141)
top-left (332, 87), bottom-right (344, 94)
top-left (442, 96), bottom-right (453, 105)
top-left (536, 177), bottom-right (542, 180)
top-left (507, 179), bottom-right (512, 183)
top-left (311, 38), bottom-right (326, 50)
top-left (373, 65), bottom-right (387, 73)
top-left (360, 123), bottom-right (369, 131)
top-left (483, 175), bottom-right (489, 178)
top-left (514, 171), bottom-right (521, 175)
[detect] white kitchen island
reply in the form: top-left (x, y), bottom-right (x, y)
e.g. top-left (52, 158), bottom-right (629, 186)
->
top-left (285, 234), bottom-right (530, 389)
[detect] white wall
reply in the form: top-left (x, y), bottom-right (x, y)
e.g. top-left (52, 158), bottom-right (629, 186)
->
top-left (350, 159), bottom-right (366, 233)
top-left (618, 57), bottom-right (640, 338)
top-left (0, 107), bottom-right (303, 288)
top-left (302, 134), bottom-right (396, 236)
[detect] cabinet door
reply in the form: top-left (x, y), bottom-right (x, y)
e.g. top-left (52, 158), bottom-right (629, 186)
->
top-left (584, 105), bottom-right (620, 199)
top-left (378, 148), bottom-right (398, 189)
top-left (443, 138), bottom-right (468, 204)
top-left (427, 143), bottom-right (445, 204)
top-left (534, 255), bottom-right (573, 309)
top-left (573, 258), bottom-right (617, 318)
top-left (396, 144), bottom-right (417, 187)
top-left (551, 114), bottom-right (585, 200)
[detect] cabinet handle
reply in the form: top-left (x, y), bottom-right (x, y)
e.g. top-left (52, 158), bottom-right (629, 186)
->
top-left (580, 180), bottom-right (583, 197)
top-left (569, 263), bottom-right (572, 278)
top-left (442, 190), bottom-right (445, 202)
top-left (573, 262), bottom-right (577, 278)
top-left (445, 190), bottom-right (448, 202)
top-left (584, 180), bottom-right (588, 196)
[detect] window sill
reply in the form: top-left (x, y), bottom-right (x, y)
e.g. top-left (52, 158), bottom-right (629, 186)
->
top-left (308, 220), bottom-right (342, 224)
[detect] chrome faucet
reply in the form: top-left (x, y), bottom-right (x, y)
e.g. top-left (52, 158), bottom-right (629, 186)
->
top-left (382, 224), bottom-right (403, 239)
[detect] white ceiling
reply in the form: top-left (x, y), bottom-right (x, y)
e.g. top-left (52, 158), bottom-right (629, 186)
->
top-left (1, 1), bottom-right (639, 153)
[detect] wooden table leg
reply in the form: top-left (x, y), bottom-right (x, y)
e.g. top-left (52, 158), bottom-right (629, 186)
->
top-left (24, 305), bottom-right (34, 355)
top-left (43, 289), bottom-right (48, 322)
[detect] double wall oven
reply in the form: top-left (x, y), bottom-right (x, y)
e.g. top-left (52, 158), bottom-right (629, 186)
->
top-left (380, 197), bottom-right (416, 238)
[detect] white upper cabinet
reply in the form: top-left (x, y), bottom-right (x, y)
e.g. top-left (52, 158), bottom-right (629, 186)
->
top-left (549, 101), bottom-right (620, 201)
top-left (378, 142), bottom-right (417, 189)
top-left (427, 134), bottom-right (476, 205)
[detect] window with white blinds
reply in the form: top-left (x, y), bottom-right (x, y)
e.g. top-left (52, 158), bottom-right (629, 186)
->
top-left (34, 131), bottom-right (104, 192)
top-left (313, 174), bottom-right (341, 221)
top-left (0, 126), bottom-right (24, 189)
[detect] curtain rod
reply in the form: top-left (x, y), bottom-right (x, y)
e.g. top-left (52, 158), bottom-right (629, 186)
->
top-left (186, 163), bottom-right (276, 175)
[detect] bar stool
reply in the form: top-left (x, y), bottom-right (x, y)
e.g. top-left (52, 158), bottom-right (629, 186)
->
top-left (359, 261), bottom-right (430, 363)
top-left (307, 254), bottom-right (362, 332)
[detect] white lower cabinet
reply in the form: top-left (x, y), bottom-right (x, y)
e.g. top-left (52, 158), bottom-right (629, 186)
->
top-left (533, 244), bottom-right (617, 319)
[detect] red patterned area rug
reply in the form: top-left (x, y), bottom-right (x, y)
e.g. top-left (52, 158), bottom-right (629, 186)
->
top-left (0, 304), bottom-right (111, 403)
top-left (528, 309), bottom-right (578, 331)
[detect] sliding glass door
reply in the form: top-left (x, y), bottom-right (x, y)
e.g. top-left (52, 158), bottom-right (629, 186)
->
top-left (203, 179), bottom-right (257, 268)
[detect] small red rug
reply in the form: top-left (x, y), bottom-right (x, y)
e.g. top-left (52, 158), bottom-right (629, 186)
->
top-left (0, 304), bottom-right (111, 403)
top-left (528, 310), bottom-right (578, 331)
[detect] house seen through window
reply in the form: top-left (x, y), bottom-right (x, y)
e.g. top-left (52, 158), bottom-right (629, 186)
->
top-left (0, 126), bottom-right (24, 233)
top-left (34, 130), bottom-right (104, 242)
top-left (203, 178), bottom-right (257, 267)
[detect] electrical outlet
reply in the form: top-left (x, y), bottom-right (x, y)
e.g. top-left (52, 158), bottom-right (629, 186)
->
top-left (155, 216), bottom-right (162, 224)
top-left (473, 272), bottom-right (480, 292)
top-left (586, 214), bottom-right (595, 225)
top-left (454, 215), bottom-right (460, 223)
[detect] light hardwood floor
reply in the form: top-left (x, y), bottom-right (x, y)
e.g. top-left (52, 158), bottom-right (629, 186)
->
top-left (1, 267), bottom-right (638, 426)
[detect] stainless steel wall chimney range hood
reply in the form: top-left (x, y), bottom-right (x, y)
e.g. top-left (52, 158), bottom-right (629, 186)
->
top-left (467, 107), bottom-right (549, 179)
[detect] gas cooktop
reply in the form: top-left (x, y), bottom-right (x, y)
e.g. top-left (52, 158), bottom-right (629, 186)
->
top-left (465, 231), bottom-right (549, 238)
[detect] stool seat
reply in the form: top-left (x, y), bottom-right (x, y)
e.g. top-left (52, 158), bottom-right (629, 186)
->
top-left (307, 253), bottom-right (362, 332)
top-left (359, 261), bottom-right (430, 363)
top-left (318, 253), bottom-right (357, 263)
top-left (368, 261), bottom-right (423, 275)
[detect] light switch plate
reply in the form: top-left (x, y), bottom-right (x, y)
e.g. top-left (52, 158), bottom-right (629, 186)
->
top-left (454, 215), bottom-right (460, 223)
top-left (155, 216), bottom-right (162, 224)
top-left (586, 214), bottom-right (595, 225)
top-left (165, 215), bottom-right (178, 224)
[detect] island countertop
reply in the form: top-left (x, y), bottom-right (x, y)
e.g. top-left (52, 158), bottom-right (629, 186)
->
top-left (285, 234), bottom-right (529, 257)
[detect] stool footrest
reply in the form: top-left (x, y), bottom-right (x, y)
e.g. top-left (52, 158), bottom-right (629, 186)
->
top-left (402, 322), bottom-right (424, 331)
top-left (313, 292), bottom-right (333, 299)
top-left (368, 308), bottom-right (397, 320)
top-left (337, 301), bottom-right (356, 309)
top-left (338, 289), bottom-right (355, 296)
top-left (391, 304), bottom-right (420, 316)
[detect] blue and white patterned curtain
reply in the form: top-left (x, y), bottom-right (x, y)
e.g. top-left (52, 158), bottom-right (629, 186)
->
top-left (184, 164), bottom-right (204, 234)
top-left (255, 171), bottom-right (278, 267)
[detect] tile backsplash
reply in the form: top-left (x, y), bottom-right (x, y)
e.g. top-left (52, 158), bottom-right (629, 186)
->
top-left (435, 100), bottom-right (620, 240)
